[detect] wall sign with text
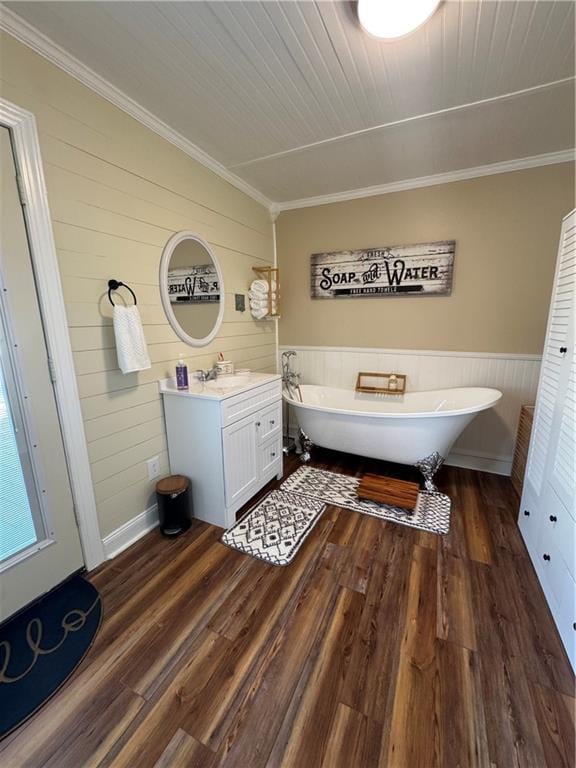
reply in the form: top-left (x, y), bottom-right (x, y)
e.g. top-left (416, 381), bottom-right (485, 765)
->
top-left (168, 265), bottom-right (220, 303)
top-left (310, 240), bottom-right (455, 299)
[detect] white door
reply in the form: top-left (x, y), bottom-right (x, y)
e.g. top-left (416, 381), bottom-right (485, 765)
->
top-left (0, 125), bottom-right (83, 621)
top-left (222, 413), bottom-right (259, 507)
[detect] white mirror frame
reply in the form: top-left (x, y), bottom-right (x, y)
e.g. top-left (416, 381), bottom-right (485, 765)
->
top-left (159, 231), bottom-right (225, 347)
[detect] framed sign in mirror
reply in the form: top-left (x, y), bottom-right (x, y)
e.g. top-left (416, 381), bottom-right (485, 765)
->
top-left (159, 231), bottom-right (225, 347)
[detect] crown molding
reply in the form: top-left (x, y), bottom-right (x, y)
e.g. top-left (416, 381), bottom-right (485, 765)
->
top-left (0, 6), bottom-right (274, 212)
top-left (276, 150), bottom-right (576, 212)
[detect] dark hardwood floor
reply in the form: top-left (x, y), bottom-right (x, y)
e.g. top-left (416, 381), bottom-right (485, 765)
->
top-left (1, 450), bottom-right (574, 767)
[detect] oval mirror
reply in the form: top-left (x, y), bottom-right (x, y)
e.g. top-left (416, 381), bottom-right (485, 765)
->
top-left (159, 231), bottom-right (225, 347)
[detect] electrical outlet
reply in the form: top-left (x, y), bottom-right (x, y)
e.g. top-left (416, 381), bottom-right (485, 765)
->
top-left (147, 456), bottom-right (160, 480)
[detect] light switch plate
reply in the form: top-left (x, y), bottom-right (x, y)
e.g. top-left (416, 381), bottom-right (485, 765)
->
top-left (235, 293), bottom-right (245, 312)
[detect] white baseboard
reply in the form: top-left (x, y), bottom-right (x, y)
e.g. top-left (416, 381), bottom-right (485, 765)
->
top-left (102, 503), bottom-right (158, 560)
top-left (446, 451), bottom-right (512, 476)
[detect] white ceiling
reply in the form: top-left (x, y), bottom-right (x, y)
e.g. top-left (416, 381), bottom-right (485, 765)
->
top-left (3, 1), bottom-right (576, 205)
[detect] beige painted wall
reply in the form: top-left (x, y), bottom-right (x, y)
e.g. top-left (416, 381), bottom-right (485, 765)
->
top-left (277, 163), bottom-right (575, 354)
top-left (0, 33), bottom-right (275, 538)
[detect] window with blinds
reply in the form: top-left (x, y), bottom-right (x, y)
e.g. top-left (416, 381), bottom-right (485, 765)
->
top-left (0, 311), bottom-right (43, 563)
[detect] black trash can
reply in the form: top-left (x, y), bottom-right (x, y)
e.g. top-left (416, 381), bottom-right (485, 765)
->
top-left (156, 474), bottom-right (192, 536)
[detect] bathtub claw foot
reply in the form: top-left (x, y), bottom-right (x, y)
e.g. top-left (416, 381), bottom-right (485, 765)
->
top-left (414, 451), bottom-right (445, 492)
top-left (297, 429), bottom-right (313, 463)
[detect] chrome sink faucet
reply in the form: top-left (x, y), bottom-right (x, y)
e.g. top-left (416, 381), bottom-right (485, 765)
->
top-left (195, 363), bottom-right (219, 382)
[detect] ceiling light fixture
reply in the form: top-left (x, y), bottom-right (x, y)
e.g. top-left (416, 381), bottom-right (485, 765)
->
top-left (357, 0), bottom-right (441, 40)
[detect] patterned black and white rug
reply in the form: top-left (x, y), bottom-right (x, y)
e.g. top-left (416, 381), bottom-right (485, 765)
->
top-left (281, 466), bottom-right (451, 535)
top-left (222, 489), bottom-right (326, 566)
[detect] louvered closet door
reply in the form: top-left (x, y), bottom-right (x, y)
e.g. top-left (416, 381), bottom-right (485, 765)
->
top-left (549, 214), bottom-right (575, 514)
top-left (525, 211), bottom-right (575, 503)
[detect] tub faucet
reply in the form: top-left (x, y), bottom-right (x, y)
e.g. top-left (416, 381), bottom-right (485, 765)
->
top-left (281, 350), bottom-right (298, 386)
top-left (281, 351), bottom-right (302, 400)
top-left (284, 370), bottom-right (300, 388)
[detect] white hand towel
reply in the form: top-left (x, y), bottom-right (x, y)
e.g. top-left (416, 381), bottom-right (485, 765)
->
top-left (251, 306), bottom-right (268, 319)
top-left (250, 279), bottom-right (269, 294)
top-left (250, 296), bottom-right (274, 308)
top-left (249, 289), bottom-right (277, 301)
top-left (113, 305), bottom-right (151, 374)
top-left (250, 301), bottom-right (277, 315)
top-left (250, 278), bottom-right (277, 294)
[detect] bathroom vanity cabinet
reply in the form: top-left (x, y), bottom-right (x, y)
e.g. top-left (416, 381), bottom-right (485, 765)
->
top-left (160, 373), bottom-right (283, 529)
top-left (518, 209), bottom-right (575, 669)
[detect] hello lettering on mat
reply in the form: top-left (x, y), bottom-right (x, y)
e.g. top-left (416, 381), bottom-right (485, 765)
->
top-left (310, 241), bottom-right (455, 299)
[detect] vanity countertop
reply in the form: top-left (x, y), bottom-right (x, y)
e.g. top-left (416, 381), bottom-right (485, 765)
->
top-left (159, 372), bottom-right (280, 401)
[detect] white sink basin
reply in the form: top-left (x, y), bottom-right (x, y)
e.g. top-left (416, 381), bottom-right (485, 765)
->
top-left (203, 374), bottom-right (252, 391)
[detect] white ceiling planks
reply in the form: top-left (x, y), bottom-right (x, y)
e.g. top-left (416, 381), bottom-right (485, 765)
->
top-left (3, 0), bottom-right (575, 204)
top-left (237, 79), bottom-right (575, 201)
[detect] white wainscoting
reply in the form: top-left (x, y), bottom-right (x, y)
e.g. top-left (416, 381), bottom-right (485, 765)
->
top-left (280, 345), bottom-right (542, 475)
top-left (102, 503), bottom-right (158, 560)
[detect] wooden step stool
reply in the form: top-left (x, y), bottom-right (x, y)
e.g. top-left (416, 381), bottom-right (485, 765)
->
top-left (356, 474), bottom-right (419, 513)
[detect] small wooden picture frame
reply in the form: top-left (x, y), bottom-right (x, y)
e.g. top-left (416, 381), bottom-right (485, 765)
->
top-left (355, 371), bottom-right (406, 395)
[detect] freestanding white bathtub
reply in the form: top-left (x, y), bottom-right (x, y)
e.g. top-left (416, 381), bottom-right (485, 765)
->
top-left (284, 384), bottom-right (502, 487)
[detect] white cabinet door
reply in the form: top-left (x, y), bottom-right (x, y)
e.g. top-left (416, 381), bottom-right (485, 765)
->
top-left (518, 482), bottom-right (542, 558)
top-left (222, 413), bottom-right (259, 507)
top-left (258, 434), bottom-right (283, 478)
top-left (543, 481), bottom-right (575, 578)
top-left (557, 575), bottom-right (576, 669)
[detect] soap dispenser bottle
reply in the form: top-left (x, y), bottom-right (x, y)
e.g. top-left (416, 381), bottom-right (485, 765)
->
top-left (176, 356), bottom-right (189, 390)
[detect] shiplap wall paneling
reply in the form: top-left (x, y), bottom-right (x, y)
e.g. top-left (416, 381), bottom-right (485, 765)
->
top-left (0, 33), bottom-right (275, 540)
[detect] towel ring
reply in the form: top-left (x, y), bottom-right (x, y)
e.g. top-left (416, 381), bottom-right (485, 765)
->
top-left (108, 279), bottom-right (137, 306)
